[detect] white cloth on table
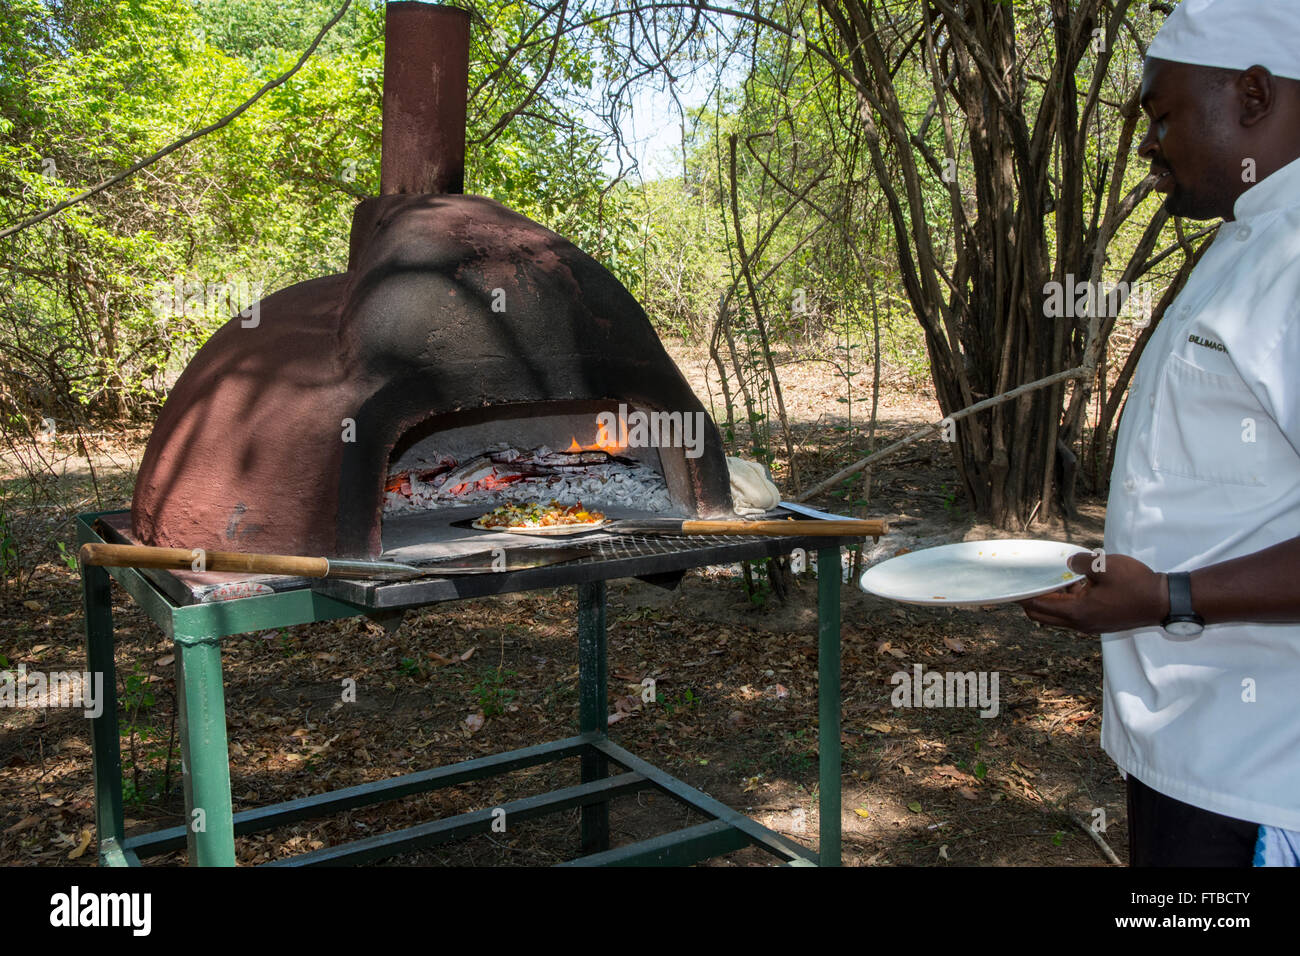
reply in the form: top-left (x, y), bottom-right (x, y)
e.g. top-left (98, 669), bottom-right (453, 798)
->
top-left (1255, 825), bottom-right (1300, 866)
top-left (727, 457), bottom-right (780, 515)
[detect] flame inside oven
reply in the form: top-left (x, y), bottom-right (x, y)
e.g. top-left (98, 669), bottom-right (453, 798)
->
top-left (566, 416), bottom-right (625, 453)
top-left (384, 410), bottom-right (678, 516)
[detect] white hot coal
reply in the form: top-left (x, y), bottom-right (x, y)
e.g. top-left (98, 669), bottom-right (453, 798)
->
top-left (383, 445), bottom-right (676, 514)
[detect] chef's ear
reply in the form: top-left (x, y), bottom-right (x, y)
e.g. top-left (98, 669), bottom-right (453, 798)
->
top-left (1237, 65), bottom-right (1275, 127)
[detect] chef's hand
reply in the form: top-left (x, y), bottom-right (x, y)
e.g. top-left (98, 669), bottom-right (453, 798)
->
top-left (1018, 551), bottom-right (1169, 635)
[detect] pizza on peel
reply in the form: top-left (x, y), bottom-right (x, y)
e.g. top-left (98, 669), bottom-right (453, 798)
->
top-left (473, 500), bottom-right (607, 532)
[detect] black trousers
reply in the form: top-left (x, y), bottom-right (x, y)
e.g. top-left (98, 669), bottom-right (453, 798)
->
top-left (1126, 775), bottom-right (1259, 866)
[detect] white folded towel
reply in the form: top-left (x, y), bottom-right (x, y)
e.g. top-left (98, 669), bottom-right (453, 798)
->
top-left (727, 457), bottom-right (781, 515)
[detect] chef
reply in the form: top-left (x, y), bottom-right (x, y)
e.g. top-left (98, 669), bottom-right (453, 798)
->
top-left (1019, 0), bottom-right (1300, 866)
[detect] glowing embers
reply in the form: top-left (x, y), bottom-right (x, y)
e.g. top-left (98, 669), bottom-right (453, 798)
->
top-left (383, 444), bottom-right (674, 514)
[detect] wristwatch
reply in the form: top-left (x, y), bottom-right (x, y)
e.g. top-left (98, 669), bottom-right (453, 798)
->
top-left (1162, 571), bottom-right (1205, 636)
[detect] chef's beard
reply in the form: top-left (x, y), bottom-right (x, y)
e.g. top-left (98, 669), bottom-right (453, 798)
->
top-left (1163, 177), bottom-right (1240, 221)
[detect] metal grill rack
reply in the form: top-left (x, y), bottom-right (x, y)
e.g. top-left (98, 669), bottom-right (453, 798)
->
top-left (317, 531), bottom-right (823, 609)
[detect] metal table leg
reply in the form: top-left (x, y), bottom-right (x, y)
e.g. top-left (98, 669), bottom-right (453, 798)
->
top-left (577, 580), bottom-right (609, 854)
top-left (817, 547), bottom-right (842, 866)
top-left (174, 634), bottom-right (236, 866)
top-left (81, 561), bottom-right (127, 865)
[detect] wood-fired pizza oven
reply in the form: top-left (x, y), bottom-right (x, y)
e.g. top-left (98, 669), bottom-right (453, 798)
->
top-left (130, 2), bottom-right (733, 559)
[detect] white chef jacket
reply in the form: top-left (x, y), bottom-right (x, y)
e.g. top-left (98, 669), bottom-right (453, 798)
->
top-left (1103, 154), bottom-right (1300, 830)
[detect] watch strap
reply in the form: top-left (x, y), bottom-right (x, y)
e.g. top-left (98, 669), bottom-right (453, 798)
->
top-left (1163, 571), bottom-right (1204, 628)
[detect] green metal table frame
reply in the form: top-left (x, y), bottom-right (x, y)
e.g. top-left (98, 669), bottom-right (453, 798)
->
top-left (78, 511), bottom-right (845, 867)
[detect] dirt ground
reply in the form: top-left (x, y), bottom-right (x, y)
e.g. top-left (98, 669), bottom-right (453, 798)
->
top-left (0, 339), bottom-right (1124, 867)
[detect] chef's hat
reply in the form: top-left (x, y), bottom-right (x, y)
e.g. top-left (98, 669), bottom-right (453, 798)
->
top-left (1147, 0), bottom-right (1300, 80)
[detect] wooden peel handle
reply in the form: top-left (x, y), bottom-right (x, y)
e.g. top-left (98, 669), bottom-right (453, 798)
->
top-left (679, 519), bottom-right (888, 537)
top-left (78, 543), bottom-right (331, 578)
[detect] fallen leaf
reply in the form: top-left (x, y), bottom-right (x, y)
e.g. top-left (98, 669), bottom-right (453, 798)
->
top-left (5, 814), bottom-right (41, 834)
top-left (959, 787), bottom-right (980, 801)
top-left (459, 647), bottom-right (477, 662)
top-left (907, 801), bottom-right (923, 813)
top-left (942, 637), bottom-right (965, 654)
top-left (313, 653), bottom-right (336, 663)
top-left (866, 722), bottom-right (893, 734)
top-left (887, 647), bottom-right (907, 659)
top-left (428, 651), bottom-right (455, 665)
top-left (29, 644), bottom-right (51, 654)
top-left (23, 600), bottom-right (42, 611)
top-left (854, 808), bottom-right (871, 818)
top-left (938, 844), bottom-right (949, 860)
top-left (934, 764), bottom-right (975, 783)
top-left (464, 712), bottom-right (485, 732)
top-left (68, 828), bottom-right (93, 859)
top-left (307, 734), bottom-right (340, 755)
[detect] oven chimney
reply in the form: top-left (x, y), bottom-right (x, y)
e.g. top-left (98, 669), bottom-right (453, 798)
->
top-left (380, 2), bottom-right (469, 196)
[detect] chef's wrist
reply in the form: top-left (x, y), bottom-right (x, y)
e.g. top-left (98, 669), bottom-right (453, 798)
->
top-left (1153, 571), bottom-right (1172, 625)
top-left (1186, 567), bottom-right (1210, 625)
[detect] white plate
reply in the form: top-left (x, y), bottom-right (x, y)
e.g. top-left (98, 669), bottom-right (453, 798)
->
top-left (859, 539), bottom-right (1089, 606)
top-left (470, 519), bottom-right (611, 536)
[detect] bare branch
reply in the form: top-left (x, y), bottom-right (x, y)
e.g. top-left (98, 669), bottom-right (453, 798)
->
top-left (795, 365), bottom-right (1090, 502)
